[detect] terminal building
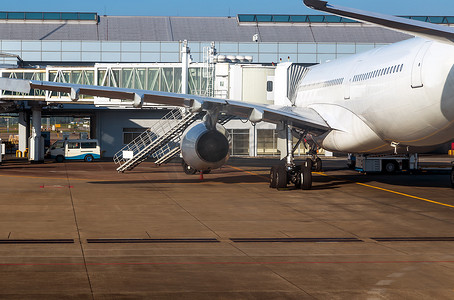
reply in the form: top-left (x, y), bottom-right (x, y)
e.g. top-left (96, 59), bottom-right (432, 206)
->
top-left (0, 12), bottom-right (447, 160)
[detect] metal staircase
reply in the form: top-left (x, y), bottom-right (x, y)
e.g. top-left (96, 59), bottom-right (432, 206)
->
top-left (113, 109), bottom-right (202, 172)
top-left (153, 113), bottom-right (235, 166)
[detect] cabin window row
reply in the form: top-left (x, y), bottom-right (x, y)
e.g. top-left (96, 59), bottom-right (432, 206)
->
top-left (353, 64), bottom-right (404, 82)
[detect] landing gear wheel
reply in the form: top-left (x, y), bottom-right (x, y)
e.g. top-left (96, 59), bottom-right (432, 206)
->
top-left (269, 166), bottom-right (277, 188)
top-left (384, 161), bottom-right (397, 174)
top-left (314, 157), bottom-right (322, 172)
top-left (275, 165), bottom-right (288, 189)
top-left (84, 154), bottom-right (94, 162)
top-left (300, 165), bottom-right (312, 190)
top-left (55, 155), bottom-right (64, 163)
top-left (450, 167), bottom-right (454, 188)
top-left (182, 160), bottom-right (197, 175)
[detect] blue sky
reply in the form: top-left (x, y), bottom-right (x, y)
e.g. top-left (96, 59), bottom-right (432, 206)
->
top-left (1, 0), bottom-right (452, 17)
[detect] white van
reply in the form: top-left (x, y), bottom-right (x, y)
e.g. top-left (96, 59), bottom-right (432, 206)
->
top-left (47, 139), bottom-right (100, 162)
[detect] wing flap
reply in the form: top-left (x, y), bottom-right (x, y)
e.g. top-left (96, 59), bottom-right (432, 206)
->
top-left (303, 0), bottom-right (454, 44)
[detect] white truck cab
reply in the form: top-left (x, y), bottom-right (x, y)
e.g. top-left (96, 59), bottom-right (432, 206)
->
top-left (47, 139), bottom-right (100, 162)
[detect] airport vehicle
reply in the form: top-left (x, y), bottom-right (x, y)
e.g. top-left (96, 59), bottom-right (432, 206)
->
top-left (1, 0), bottom-right (454, 188)
top-left (349, 154), bottom-right (419, 173)
top-left (46, 139), bottom-right (100, 162)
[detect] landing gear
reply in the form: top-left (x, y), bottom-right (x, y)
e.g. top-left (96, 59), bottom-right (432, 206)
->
top-left (269, 163), bottom-right (312, 190)
top-left (268, 124), bottom-right (316, 191)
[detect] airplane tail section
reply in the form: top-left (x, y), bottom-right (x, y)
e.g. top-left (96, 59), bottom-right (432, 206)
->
top-left (303, 0), bottom-right (454, 44)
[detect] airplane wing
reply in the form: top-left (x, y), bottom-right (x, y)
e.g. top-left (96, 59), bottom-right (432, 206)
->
top-left (303, 0), bottom-right (454, 44)
top-left (0, 77), bottom-right (330, 135)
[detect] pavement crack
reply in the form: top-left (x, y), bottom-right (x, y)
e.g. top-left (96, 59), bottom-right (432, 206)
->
top-left (64, 163), bottom-right (95, 300)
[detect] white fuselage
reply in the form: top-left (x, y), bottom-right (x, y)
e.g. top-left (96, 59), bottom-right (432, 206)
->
top-left (296, 38), bottom-right (454, 153)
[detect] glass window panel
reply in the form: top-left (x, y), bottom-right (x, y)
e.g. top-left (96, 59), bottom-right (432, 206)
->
top-left (356, 43), bottom-right (375, 53)
top-left (258, 53), bottom-right (278, 63)
top-left (7, 12), bottom-right (25, 19)
top-left (317, 43), bottom-right (336, 53)
top-left (61, 13), bottom-right (78, 20)
top-left (101, 52), bottom-right (120, 62)
top-left (428, 16), bottom-right (443, 23)
top-left (324, 15), bottom-right (342, 22)
top-left (147, 68), bottom-right (160, 90)
top-left (228, 129), bottom-right (249, 155)
top-left (238, 15), bottom-right (256, 22)
top-left (290, 15), bottom-right (307, 22)
top-left (121, 42), bottom-right (140, 52)
top-left (279, 43), bottom-right (297, 53)
top-left (79, 13), bottom-right (97, 21)
top-left (2, 41), bottom-right (21, 51)
top-left (445, 17), bottom-right (454, 24)
top-left (42, 41), bottom-right (61, 51)
top-left (257, 129), bottom-right (279, 156)
top-left (121, 52), bottom-right (140, 62)
top-left (239, 43), bottom-right (258, 52)
top-left (141, 52), bottom-right (160, 62)
top-left (256, 15), bottom-right (272, 22)
top-left (259, 43), bottom-right (277, 53)
top-left (62, 41), bottom-right (81, 51)
top-left (21, 52), bottom-right (41, 61)
top-left (308, 15), bottom-right (324, 22)
top-left (160, 42), bottom-right (179, 52)
top-left (298, 53), bottom-right (317, 63)
top-left (42, 52), bottom-right (61, 61)
top-left (298, 43), bottom-right (316, 53)
top-left (102, 42), bottom-right (120, 51)
top-left (25, 12), bottom-right (43, 20)
top-left (81, 52), bottom-right (101, 61)
top-left (141, 42), bottom-right (160, 52)
top-left (337, 43), bottom-right (355, 54)
top-left (0, 12), bottom-right (7, 19)
top-left (161, 53), bottom-right (179, 62)
top-left (411, 16), bottom-right (428, 22)
top-left (22, 41), bottom-right (41, 51)
top-left (121, 69), bottom-right (133, 88)
top-left (43, 12), bottom-right (60, 20)
top-left (188, 42), bottom-right (200, 53)
top-left (82, 41), bottom-right (101, 51)
top-left (318, 53), bottom-right (336, 63)
top-left (62, 52), bottom-right (81, 61)
top-left (273, 15), bottom-right (289, 22)
top-left (189, 53), bottom-right (200, 62)
top-left (219, 42), bottom-right (238, 53)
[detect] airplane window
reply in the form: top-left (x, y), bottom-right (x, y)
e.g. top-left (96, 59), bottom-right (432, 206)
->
top-left (400, 64), bottom-right (404, 72)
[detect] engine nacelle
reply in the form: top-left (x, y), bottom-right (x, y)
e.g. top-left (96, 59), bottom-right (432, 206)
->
top-left (181, 122), bottom-right (230, 171)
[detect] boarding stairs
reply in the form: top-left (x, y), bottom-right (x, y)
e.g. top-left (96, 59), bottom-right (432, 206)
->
top-left (154, 113), bottom-right (235, 166)
top-left (113, 109), bottom-right (202, 172)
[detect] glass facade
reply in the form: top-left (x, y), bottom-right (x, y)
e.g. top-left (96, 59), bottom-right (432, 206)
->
top-left (0, 40), bottom-right (384, 65)
top-left (228, 129), bottom-right (249, 156)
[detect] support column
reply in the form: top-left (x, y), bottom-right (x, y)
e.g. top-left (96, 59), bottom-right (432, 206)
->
top-left (29, 107), bottom-right (44, 163)
top-left (181, 40), bottom-right (190, 94)
top-left (18, 111), bottom-right (30, 154)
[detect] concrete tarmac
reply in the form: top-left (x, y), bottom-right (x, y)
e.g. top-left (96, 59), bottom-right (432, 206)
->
top-left (0, 156), bottom-right (453, 299)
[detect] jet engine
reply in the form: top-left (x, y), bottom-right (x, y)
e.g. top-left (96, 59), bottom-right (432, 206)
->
top-left (180, 122), bottom-right (230, 172)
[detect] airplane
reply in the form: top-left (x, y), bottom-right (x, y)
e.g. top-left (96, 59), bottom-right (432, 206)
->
top-left (0, 0), bottom-right (454, 189)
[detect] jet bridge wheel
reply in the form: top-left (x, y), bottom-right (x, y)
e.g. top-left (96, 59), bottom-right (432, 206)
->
top-left (450, 167), bottom-right (454, 188)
